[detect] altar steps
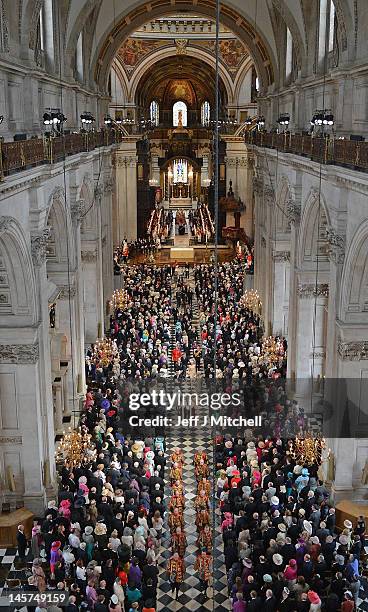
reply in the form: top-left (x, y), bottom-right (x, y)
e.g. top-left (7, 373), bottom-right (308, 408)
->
top-left (168, 198), bottom-right (193, 210)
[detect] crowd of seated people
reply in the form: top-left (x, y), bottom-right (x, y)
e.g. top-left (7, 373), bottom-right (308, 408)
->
top-left (195, 261), bottom-right (287, 380)
top-left (215, 433), bottom-right (366, 612)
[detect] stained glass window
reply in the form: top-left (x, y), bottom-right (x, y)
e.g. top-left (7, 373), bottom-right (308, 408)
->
top-left (173, 159), bottom-right (188, 183)
top-left (173, 101), bottom-right (187, 127)
top-left (201, 101), bottom-right (211, 126)
top-left (150, 100), bottom-right (159, 126)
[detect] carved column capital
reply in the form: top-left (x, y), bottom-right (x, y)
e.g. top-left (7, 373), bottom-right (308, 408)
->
top-left (58, 284), bottom-right (77, 299)
top-left (31, 228), bottom-right (51, 267)
top-left (338, 340), bottom-right (368, 361)
top-left (94, 184), bottom-right (104, 202)
top-left (286, 199), bottom-right (301, 225)
top-left (0, 216), bottom-right (13, 234)
top-left (0, 343), bottom-right (39, 364)
top-left (273, 250), bottom-right (290, 262)
top-left (326, 226), bottom-right (345, 264)
top-left (81, 250), bottom-right (97, 263)
top-left (104, 178), bottom-right (114, 194)
top-left (253, 177), bottom-right (263, 194)
top-left (71, 199), bottom-right (85, 223)
top-left (264, 185), bottom-right (274, 203)
top-left (225, 157), bottom-right (237, 168)
top-left (297, 283), bottom-right (329, 298)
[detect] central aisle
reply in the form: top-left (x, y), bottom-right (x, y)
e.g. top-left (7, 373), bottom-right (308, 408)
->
top-left (157, 424), bottom-right (230, 612)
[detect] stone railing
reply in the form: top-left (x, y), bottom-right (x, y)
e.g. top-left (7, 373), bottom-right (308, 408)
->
top-left (244, 131), bottom-right (368, 172)
top-left (0, 130), bottom-right (122, 180)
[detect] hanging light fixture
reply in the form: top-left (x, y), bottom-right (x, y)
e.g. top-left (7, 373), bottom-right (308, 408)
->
top-left (91, 337), bottom-right (119, 368)
top-left (289, 433), bottom-right (327, 467)
top-left (239, 289), bottom-right (262, 313)
top-left (256, 116), bottom-right (265, 130)
top-left (109, 288), bottom-right (129, 311)
top-left (80, 112), bottom-right (95, 125)
top-left (55, 427), bottom-right (93, 466)
top-left (277, 113), bottom-right (290, 127)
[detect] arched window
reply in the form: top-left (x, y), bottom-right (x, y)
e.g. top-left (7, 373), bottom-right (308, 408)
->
top-left (76, 32), bottom-right (83, 82)
top-left (35, 0), bottom-right (54, 69)
top-left (173, 101), bottom-right (187, 127)
top-left (150, 100), bottom-right (159, 126)
top-left (201, 101), bottom-right (211, 126)
top-left (318, 0), bottom-right (336, 68)
top-left (328, 0), bottom-right (336, 52)
top-left (285, 27), bottom-right (293, 80)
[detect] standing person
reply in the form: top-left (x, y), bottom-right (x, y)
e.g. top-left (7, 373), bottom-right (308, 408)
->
top-left (167, 552), bottom-right (185, 601)
top-left (16, 524), bottom-right (27, 561)
top-left (31, 521), bottom-right (42, 560)
top-left (31, 559), bottom-right (46, 592)
top-left (194, 550), bottom-right (212, 598)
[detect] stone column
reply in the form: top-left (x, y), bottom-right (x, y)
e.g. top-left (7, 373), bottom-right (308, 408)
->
top-left (329, 438), bottom-right (356, 502)
top-left (95, 186), bottom-right (105, 338)
top-left (272, 251), bottom-right (290, 336)
top-left (224, 137), bottom-right (254, 237)
top-left (102, 177), bottom-right (114, 315)
top-left (252, 177), bottom-right (263, 293)
top-left (286, 200), bottom-right (301, 379)
top-left (294, 283), bottom-right (329, 379)
top-left (263, 186), bottom-right (275, 335)
top-left (114, 139), bottom-right (139, 242)
top-left (325, 228), bottom-right (345, 378)
top-left (0, 344), bottom-right (53, 514)
top-left (56, 283), bottom-right (78, 414)
top-left (71, 199), bottom-right (86, 396)
top-left (53, 382), bottom-right (63, 433)
top-left (81, 249), bottom-right (100, 343)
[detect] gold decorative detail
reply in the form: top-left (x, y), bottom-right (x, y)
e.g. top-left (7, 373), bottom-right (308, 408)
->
top-left (91, 338), bottom-right (119, 368)
top-left (55, 428), bottom-right (93, 466)
top-left (290, 434), bottom-right (327, 467)
top-left (239, 289), bottom-right (262, 314)
top-left (175, 39), bottom-right (188, 55)
top-left (109, 289), bottom-right (129, 312)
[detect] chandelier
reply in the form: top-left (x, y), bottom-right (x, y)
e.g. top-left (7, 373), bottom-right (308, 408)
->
top-left (55, 427), bottom-right (92, 465)
top-left (240, 289), bottom-right (262, 314)
top-left (261, 335), bottom-right (286, 365)
top-left (109, 289), bottom-right (129, 312)
top-left (289, 433), bottom-right (326, 466)
top-left (91, 337), bottom-right (118, 367)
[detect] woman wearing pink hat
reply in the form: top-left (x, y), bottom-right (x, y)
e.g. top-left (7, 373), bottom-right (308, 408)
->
top-left (283, 559), bottom-right (298, 586)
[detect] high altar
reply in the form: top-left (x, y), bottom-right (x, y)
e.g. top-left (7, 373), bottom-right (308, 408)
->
top-left (160, 111), bottom-right (202, 207)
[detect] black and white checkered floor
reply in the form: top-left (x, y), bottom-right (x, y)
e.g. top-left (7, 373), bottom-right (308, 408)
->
top-left (158, 425), bottom-right (231, 612)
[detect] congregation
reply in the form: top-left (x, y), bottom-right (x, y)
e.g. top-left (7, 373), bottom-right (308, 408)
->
top-left (11, 260), bottom-right (366, 612)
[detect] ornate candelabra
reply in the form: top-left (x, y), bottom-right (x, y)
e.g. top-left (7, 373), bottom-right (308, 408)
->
top-left (55, 427), bottom-right (92, 465)
top-left (289, 434), bottom-right (327, 467)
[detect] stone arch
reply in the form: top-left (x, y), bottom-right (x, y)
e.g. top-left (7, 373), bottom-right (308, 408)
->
top-left (0, 216), bottom-right (37, 327)
top-left (269, 0), bottom-right (307, 72)
top-left (126, 46), bottom-right (235, 107)
top-left (111, 59), bottom-right (129, 103)
top-left (233, 57), bottom-right (255, 107)
top-left (20, 0), bottom-right (41, 51)
top-left (340, 221), bottom-right (368, 323)
top-left (45, 186), bottom-right (77, 279)
top-left (65, 0), bottom-right (277, 95)
top-left (298, 187), bottom-right (330, 269)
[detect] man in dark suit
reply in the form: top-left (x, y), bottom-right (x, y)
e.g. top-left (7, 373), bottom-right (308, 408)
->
top-left (16, 524), bottom-right (27, 561)
top-left (264, 589), bottom-right (277, 612)
top-left (247, 590), bottom-right (262, 612)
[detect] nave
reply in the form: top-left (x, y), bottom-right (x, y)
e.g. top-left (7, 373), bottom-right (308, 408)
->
top-left (1, 260), bottom-right (368, 612)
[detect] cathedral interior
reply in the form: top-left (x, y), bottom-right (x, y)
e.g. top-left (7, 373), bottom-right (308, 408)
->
top-left (0, 1), bottom-right (368, 611)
